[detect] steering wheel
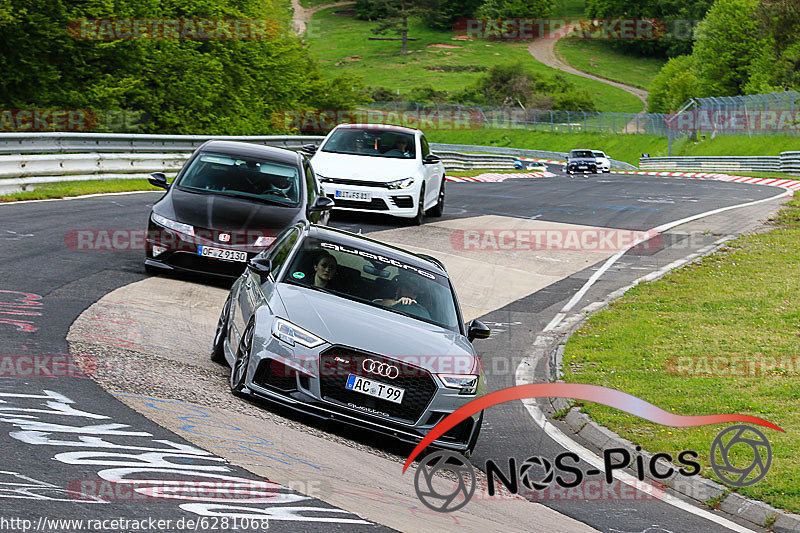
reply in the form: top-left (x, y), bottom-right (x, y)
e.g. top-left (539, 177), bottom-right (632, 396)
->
top-left (394, 301), bottom-right (430, 320)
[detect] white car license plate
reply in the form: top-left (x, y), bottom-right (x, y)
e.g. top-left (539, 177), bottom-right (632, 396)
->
top-left (197, 246), bottom-right (247, 262)
top-left (346, 374), bottom-right (405, 404)
top-left (335, 190), bottom-right (371, 202)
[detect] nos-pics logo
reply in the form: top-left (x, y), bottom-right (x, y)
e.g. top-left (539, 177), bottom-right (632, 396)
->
top-left (403, 384), bottom-right (782, 513)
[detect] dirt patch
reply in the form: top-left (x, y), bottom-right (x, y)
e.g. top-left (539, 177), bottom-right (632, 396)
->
top-left (342, 56), bottom-right (362, 61)
top-left (426, 43), bottom-right (462, 49)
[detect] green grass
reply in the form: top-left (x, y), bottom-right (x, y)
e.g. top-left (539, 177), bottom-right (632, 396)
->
top-left (555, 39), bottom-right (665, 90)
top-left (429, 129), bottom-right (800, 166)
top-left (307, 8), bottom-right (643, 113)
top-left (553, 0), bottom-right (586, 18)
top-left (0, 179), bottom-right (158, 202)
top-left (562, 193), bottom-right (800, 512)
top-left (679, 135), bottom-right (800, 157)
top-left (428, 129), bottom-right (673, 165)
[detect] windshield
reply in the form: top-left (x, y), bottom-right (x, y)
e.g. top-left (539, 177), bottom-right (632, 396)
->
top-left (593, 152), bottom-right (605, 158)
top-left (177, 152), bottom-right (301, 206)
top-left (570, 150), bottom-right (595, 158)
top-left (321, 128), bottom-right (416, 159)
top-left (283, 238), bottom-right (460, 331)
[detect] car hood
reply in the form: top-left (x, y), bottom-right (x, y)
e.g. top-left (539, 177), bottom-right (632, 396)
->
top-left (276, 283), bottom-right (477, 372)
top-left (568, 158), bottom-right (597, 165)
top-left (160, 187), bottom-right (302, 231)
top-left (311, 151), bottom-right (420, 182)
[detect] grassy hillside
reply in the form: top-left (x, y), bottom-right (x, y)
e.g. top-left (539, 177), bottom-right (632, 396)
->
top-left (306, 7), bottom-right (644, 113)
top-left (555, 39), bottom-right (666, 90)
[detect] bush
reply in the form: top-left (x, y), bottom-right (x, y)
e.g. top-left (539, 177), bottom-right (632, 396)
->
top-left (647, 55), bottom-right (703, 113)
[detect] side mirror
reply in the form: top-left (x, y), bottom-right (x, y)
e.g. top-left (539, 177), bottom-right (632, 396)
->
top-left (247, 257), bottom-right (272, 276)
top-left (467, 319), bottom-right (491, 342)
top-left (148, 172), bottom-right (169, 189)
top-left (301, 144), bottom-right (318, 156)
top-left (423, 154), bottom-right (441, 165)
top-left (309, 196), bottom-right (335, 212)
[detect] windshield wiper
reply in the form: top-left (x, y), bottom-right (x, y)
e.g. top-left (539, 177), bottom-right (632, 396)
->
top-left (212, 190), bottom-right (290, 207)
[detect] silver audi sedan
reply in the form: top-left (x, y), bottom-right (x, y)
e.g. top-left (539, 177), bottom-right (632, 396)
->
top-left (212, 222), bottom-right (490, 455)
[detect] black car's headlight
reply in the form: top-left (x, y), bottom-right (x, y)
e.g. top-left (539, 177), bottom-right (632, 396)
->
top-left (151, 213), bottom-right (195, 237)
top-left (272, 318), bottom-right (325, 348)
top-left (386, 177), bottom-right (415, 190)
top-left (437, 374), bottom-right (479, 394)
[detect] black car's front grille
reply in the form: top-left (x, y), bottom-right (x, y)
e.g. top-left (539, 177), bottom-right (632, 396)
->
top-left (167, 252), bottom-right (249, 277)
top-left (318, 347), bottom-right (438, 424)
top-left (390, 195), bottom-right (414, 209)
top-left (327, 195), bottom-right (389, 211)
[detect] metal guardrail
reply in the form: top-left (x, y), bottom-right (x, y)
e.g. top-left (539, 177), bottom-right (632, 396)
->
top-left (0, 133), bottom-right (326, 154)
top-left (433, 151), bottom-right (518, 171)
top-left (430, 143), bottom-right (637, 170)
top-left (639, 154), bottom-right (800, 175)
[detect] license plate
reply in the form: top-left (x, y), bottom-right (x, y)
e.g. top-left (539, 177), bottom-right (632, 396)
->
top-left (197, 246), bottom-right (247, 262)
top-left (345, 374), bottom-right (405, 404)
top-left (579, 165), bottom-right (588, 169)
top-left (335, 190), bottom-right (371, 202)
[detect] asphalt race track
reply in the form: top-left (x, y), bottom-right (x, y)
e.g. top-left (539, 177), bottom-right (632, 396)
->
top-left (0, 168), bottom-right (786, 532)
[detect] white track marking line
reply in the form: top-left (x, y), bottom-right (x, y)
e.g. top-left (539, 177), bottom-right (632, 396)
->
top-left (515, 394), bottom-right (758, 533)
top-left (556, 188), bottom-right (790, 318)
top-left (0, 190), bottom-right (157, 206)
top-left (521, 186), bottom-right (792, 531)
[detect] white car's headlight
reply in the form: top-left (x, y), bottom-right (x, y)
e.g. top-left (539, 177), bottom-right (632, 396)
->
top-left (386, 177), bottom-right (415, 190)
top-left (437, 374), bottom-right (479, 394)
top-left (272, 318), bottom-right (325, 348)
top-left (151, 213), bottom-right (194, 237)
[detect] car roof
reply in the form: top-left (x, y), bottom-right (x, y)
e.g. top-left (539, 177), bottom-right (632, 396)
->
top-left (305, 224), bottom-right (447, 276)
top-left (197, 140), bottom-right (301, 165)
top-left (333, 123), bottom-right (420, 135)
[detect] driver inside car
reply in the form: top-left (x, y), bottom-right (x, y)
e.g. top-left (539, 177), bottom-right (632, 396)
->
top-left (375, 277), bottom-right (431, 320)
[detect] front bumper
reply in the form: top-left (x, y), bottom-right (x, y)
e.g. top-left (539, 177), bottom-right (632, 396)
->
top-left (322, 182), bottom-right (419, 218)
top-left (237, 337), bottom-right (484, 453)
top-left (144, 221), bottom-right (269, 278)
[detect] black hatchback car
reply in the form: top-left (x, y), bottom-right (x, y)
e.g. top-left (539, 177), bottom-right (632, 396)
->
top-left (144, 140), bottom-right (333, 278)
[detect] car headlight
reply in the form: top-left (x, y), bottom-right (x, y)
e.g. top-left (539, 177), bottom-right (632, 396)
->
top-left (272, 318), bottom-right (325, 348)
top-left (437, 374), bottom-right (479, 394)
top-left (386, 177), bottom-right (415, 190)
top-left (151, 213), bottom-right (194, 237)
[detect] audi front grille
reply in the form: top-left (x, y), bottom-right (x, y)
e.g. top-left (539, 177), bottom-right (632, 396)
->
top-left (318, 347), bottom-right (438, 424)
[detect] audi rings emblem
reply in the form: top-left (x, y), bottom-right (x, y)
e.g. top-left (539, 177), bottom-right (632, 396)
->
top-left (362, 359), bottom-right (399, 379)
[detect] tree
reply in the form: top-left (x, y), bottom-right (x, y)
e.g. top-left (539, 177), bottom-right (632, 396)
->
top-left (0, 0), bottom-right (367, 134)
top-left (369, 0), bottom-right (432, 54)
top-left (692, 0), bottom-right (768, 96)
top-left (586, 0), bottom-right (715, 58)
top-left (476, 0), bottom-right (554, 18)
top-left (647, 55), bottom-right (703, 112)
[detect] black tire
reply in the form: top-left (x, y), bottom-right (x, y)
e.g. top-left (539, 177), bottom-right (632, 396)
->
top-left (211, 296), bottom-right (231, 365)
top-left (411, 186), bottom-right (425, 226)
top-left (230, 320), bottom-right (254, 396)
top-left (427, 179), bottom-right (445, 217)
